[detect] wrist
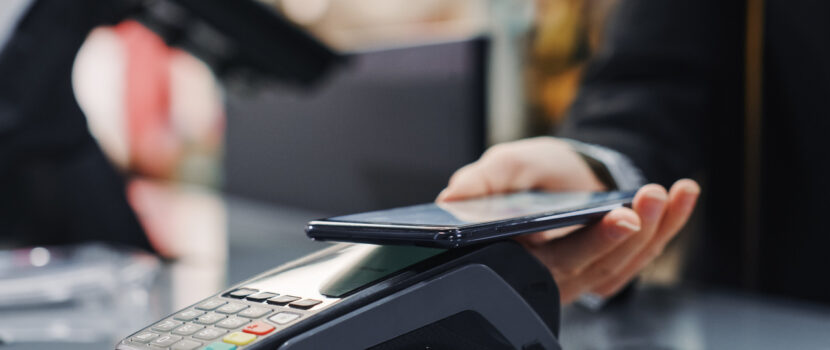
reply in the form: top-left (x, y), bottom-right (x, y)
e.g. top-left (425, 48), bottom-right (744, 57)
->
top-left (560, 139), bottom-right (645, 191)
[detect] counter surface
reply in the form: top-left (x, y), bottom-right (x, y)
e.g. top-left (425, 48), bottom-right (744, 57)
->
top-left (4, 187), bottom-right (829, 349)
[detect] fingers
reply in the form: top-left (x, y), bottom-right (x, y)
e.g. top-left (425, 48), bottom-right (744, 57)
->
top-left (437, 148), bottom-right (535, 202)
top-left (526, 207), bottom-right (642, 304)
top-left (511, 179), bottom-right (699, 304)
top-left (437, 137), bottom-right (605, 202)
top-left (525, 207), bottom-right (641, 283)
top-left (653, 179), bottom-right (700, 241)
top-left (558, 185), bottom-right (667, 298)
top-left (592, 179), bottom-right (700, 296)
top-left (630, 184), bottom-right (671, 241)
top-left (436, 163), bottom-right (490, 202)
top-left (518, 225), bottom-right (586, 246)
top-left (436, 136), bottom-right (702, 305)
top-left (585, 185), bottom-right (668, 271)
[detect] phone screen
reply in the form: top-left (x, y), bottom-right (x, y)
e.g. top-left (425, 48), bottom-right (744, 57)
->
top-left (327, 191), bottom-right (632, 227)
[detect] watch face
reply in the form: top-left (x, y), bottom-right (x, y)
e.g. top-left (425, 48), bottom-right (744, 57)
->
top-left (567, 140), bottom-right (645, 190)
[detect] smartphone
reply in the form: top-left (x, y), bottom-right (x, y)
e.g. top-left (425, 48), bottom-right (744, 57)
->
top-left (306, 190), bottom-right (635, 248)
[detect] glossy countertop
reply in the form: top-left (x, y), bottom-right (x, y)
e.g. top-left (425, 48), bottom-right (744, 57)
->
top-left (4, 183), bottom-right (830, 349)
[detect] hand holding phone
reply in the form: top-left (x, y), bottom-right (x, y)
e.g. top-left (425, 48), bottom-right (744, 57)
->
top-left (433, 137), bottom-right (701, 304)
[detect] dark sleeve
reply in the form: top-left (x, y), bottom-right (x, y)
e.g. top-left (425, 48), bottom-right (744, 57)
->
top-left (558, 0), bottom-right (745, 186)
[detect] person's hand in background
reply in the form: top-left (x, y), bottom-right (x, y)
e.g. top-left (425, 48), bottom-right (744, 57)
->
top-left (436, 137), bottom-right (700, 304)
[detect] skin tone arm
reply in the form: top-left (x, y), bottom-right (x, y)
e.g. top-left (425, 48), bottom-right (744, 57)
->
top-left (437, 137), bottom-right (700, 304)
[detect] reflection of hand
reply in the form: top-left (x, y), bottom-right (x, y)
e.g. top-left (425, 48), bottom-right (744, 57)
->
top-left (436, 192), bottom-right (598, 224)
top-left (127, 179), bottom-right (227, 260)
top-left (436, 137), bottom-right (700, 304)
top-left (128, 179), bottom-right (178, 258)
top-left (434, 199), bottom-right (498, 223)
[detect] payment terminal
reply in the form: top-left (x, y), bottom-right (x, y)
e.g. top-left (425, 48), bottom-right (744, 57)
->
top-left (116, 241), bottom-right (563, 349)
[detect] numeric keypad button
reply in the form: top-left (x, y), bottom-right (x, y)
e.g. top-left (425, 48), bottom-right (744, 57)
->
top-left (216, 317), bottom-right (250, 329)
top-left (238, 306), bottom-right (272, 319)
top-left (193, 327), bottom-right (228, 341)
top-left (171, 323), bottom-right (204, 336)
top-left (196, 299), bottom-right (227, 311)
top-left (173, 309), bottom-right (205, 321)
top-left (151, 319), bottom-right (181, 332)
top-left (150, 334), bottom-right (181, 347)
top-left (170, 339), bottom-right (202, 350)
top-left (195, 313), bottom-right (227, 325)
top-left (216, 303), bottom-right (248, 315)
top-left (131, 332), bottom-right (159, 343)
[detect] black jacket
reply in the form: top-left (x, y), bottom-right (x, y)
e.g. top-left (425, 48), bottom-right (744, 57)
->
top-left (560, 0), bottom-right (830, 302)
top-left (0, 0), bottom-right (151, 251)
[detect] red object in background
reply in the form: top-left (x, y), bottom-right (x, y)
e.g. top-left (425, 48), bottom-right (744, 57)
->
top-left (114, 20), bottom-right (182, 179)
top-left (114, 21), bottom-right (185, 257)
top-left (102, 20), bottom-right (224, 258)
top-left (243, 321), bottom-right (276, 336)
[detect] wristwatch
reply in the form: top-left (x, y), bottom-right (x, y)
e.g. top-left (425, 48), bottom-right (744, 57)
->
top-left (563, 139), bottom-right (645, 191)
top-left (562, 138), bottom-right (646, 310)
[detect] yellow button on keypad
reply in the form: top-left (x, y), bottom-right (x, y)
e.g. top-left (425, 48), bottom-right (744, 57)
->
top-left (223, 332), bottom-right (256, 346)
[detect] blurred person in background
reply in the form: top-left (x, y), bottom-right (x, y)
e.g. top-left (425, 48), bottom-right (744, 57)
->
top-left (442, 0), bottom-right (830, 305)
top-left (0, 0), bottom-right (480, 256)
top-left (74, 20), bottom-right (225, 258)
top-left (0, 1), bottom-right (224, 257)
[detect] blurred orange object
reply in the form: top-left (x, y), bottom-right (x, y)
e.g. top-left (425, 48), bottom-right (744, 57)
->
top-left (528, 0), bottom-right (618, 127)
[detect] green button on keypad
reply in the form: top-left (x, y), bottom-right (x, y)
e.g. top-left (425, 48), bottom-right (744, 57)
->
top-left (202, 341), bottom-right (236, 350)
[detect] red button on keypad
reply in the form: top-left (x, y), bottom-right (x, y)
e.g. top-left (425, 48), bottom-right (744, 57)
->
top-left (242, 321), bottom-right (275, 336)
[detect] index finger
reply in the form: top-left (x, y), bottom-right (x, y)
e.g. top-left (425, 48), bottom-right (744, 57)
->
top-left (525, 207), bottom-right (642, 278)
top-left (437, 152), bottom-right (545, 202)
top-left (436, 163), bottom-right (490, 202)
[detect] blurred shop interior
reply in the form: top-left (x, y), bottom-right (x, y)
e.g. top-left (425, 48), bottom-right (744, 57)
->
top-left (1, 1), bottom-right (619, 347)
top-left (63, 0), bottom-right (623, 264)
top-left (73, 0), bottom-right (615, 213)
top-left (3, 0), bottom-right (829, 349)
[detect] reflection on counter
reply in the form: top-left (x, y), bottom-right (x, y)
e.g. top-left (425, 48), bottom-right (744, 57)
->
top-left (0, 181), bottom-right (231, 347)
top-left (560, 285), bottom-right (830, 350)
top-left (129, 180), bottom-right (229, 311)
top-left (0, 244), bottom-right (159, 344)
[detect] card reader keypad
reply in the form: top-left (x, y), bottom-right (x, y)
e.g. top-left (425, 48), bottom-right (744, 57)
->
top-left (124, 288), bottom-right (326, 349)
